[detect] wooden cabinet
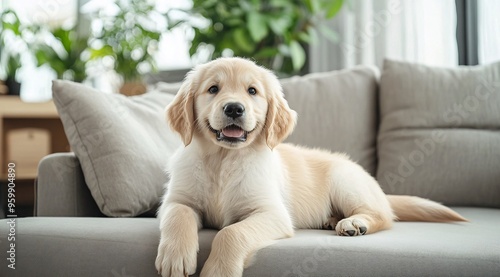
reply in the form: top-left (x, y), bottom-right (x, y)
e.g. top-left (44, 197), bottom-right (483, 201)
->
top-left (0, 96), bottom-right (70, 217)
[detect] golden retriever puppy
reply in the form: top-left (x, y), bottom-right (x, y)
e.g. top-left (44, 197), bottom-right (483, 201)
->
top-left (155, 57), bottom-right (466, 277)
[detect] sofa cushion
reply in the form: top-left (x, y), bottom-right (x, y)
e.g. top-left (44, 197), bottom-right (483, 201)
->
top-left (1, 208), bottom-right (498, 277)
top-left (377, 59), bottom-right (500, 207)
top-left (281, 66), bottom-right (379, 175)
top-left (52, 81), bottom-right (181, 217)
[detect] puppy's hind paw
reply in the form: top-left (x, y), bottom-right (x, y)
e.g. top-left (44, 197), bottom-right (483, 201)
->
top-left (335, 218), bottom-right (368, 236)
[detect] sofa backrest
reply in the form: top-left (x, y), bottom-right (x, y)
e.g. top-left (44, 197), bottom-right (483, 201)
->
top-left (53, 60), bottom-right (499, 218)
top-left (281, 67), bottom-right (380, 176)
top-left (377, 59), bottom-right (500, 208)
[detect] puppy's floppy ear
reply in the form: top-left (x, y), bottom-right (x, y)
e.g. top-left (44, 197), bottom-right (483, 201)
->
top-left (166, 77), bottom-right (195, 146)
top-left (265, 80), bottom-right (297, 149)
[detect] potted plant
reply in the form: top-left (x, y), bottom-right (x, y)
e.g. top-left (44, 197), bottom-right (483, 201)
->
top-left (86, 0), bottom-right (163, 96)
top-left (32, 26), bottom-right (88, 82)
top-left (174, 0), bottom-right (343, 76)
top-left (0, 9), bottom-right (25, 95)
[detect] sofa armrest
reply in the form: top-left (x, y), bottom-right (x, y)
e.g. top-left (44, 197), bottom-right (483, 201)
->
top-left (36, 152), bottom-right (104, 217)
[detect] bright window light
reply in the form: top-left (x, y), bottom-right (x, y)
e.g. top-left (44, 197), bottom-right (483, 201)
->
top-left (478, 0), bottom-right (500, 64)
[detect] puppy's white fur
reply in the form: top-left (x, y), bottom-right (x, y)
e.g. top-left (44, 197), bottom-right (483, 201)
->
top-left (155, 58), bottom-right (466, 277)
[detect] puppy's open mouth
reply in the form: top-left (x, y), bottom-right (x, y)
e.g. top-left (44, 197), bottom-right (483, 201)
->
top-left (208, 124), bottom-right (248, 142)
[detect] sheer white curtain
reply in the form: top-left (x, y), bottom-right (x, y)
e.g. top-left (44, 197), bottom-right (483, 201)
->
top-left (310, 0), bottom-right (458, 72)
top-left (478, 0), bottom-right (500, 64)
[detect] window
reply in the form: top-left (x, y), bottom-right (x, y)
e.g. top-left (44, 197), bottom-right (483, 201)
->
top-left (2, 0), bottom-right (79, 101)
top-left (5, 0), bottom-right (77, 26)
top-left (478, 0), bottom-right (500, 64)
top-left (154, 0), bottom-right (192, 70)
top-left (1, 0), bottom-right (499, 100)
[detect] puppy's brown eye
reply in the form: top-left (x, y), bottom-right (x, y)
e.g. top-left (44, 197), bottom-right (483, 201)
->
top-left (248, 87), bottom-right (257, 95)
top-left (208, 86), bottom-right (219, 94)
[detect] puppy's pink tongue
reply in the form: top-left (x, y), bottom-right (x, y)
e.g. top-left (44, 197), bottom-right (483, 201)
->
top-left (222, 127), bottom-right (244, 138)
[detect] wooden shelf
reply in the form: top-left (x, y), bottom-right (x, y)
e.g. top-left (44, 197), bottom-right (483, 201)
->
top-left (0, 171), bottom-right (38, 181)
top-left (0, 96), bottom-right (59, 118)
top-left (0, 96), bottom-right (70, 217)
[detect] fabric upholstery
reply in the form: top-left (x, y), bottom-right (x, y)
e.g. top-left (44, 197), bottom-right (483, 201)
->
top-left (52, 81), bottom-right (181, 217)
top-left (1, 208), bottom-right (498, 277)
top-left (10, 61), bottom-right (500, 277)
top-left (36, 152), bottom-right (103, 217)
top-left (281, 66), bottom-right (380, 175)
top-left (377, 59), bottom-right (500, 207)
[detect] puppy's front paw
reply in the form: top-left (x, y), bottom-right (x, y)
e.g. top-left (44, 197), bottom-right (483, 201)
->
top-left (335, 218), bottom-right (367, 236)
top-left (155, 238), bottom-right (198, 277)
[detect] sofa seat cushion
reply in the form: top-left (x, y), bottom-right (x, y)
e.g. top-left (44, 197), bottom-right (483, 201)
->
top-left (377, 59), bottom-right (500, 207)
top-left (1, 208), bottom-right (499, 277)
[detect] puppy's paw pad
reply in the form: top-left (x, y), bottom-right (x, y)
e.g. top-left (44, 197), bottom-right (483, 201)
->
top-left (359, 226), bottom-right (367, 235)
top-left (335, 218), bottom-right (368, 236)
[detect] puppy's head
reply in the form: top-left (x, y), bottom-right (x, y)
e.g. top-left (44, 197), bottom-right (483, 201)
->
top-left (166, 57), bottom-right (296, 149)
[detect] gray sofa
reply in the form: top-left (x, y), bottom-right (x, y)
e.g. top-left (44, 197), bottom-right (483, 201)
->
top-left (1, 59), bottom-right (500, 276)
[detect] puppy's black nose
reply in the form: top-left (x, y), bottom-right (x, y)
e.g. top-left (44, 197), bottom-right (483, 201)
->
top-left (224, 103), bottom-right (245, 118)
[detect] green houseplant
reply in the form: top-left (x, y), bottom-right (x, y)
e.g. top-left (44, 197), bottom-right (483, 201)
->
top-left (0, 9), bottom-right (25, 95)
top-left (33, 27), bottom-right (88, 82)
top-left (176, 0), bottom-right (343, 75)
top-left (87, 0), bottom-right (163, 95)
top-left (2, 9), bottom-right (89, 95)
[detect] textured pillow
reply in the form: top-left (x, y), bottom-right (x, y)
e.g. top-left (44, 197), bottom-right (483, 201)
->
top-left (377, 59), bottom-right (500, 207)
top-left (281, 66), bottom-right (380, 176)
top-left (52, 81), bottom-right (181, 217)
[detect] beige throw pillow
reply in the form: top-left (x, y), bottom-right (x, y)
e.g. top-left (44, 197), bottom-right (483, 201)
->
top-left (52, 80), bottom-right (181, 217)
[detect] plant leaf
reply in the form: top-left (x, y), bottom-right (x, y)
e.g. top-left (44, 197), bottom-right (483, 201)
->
top-left (233, 28), bottom-right (254, 53)
top-left (1, 10), bottom-right (21, 35)
top-left (278, 44), bottom-right (290, 55)
top-left (255, 47), bottom-right (279, 59)
top-left (298, 31), bottom-right (311, 44)
top-left (307, 0), bottom-right (321, 13)
top-left (326, 0), bottom-right (344, 18)
top-left (304, 0), bottom-right (312, 12)
top-left (289, 40), bottom-right (305, 71)
top-left (268, 17), bottom-right (291, 35)
top-left (247, 12), bottom-right (268, 42)
top-left (89, 45), bottom-right (115, 60)
top-left (319, 25), bottom-right (339, 43)
top-left (308, 27), bottom-right (319, 45)
top-left (35, 49), bottom-right (50, 67)
top-left (269, 0), bottom-right (289, 8)
top-left (53, 28), bottom-right (72, 53)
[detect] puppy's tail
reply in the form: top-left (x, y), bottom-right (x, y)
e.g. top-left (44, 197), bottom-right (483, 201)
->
top-left (387, 195), bottom-right (467, 222)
